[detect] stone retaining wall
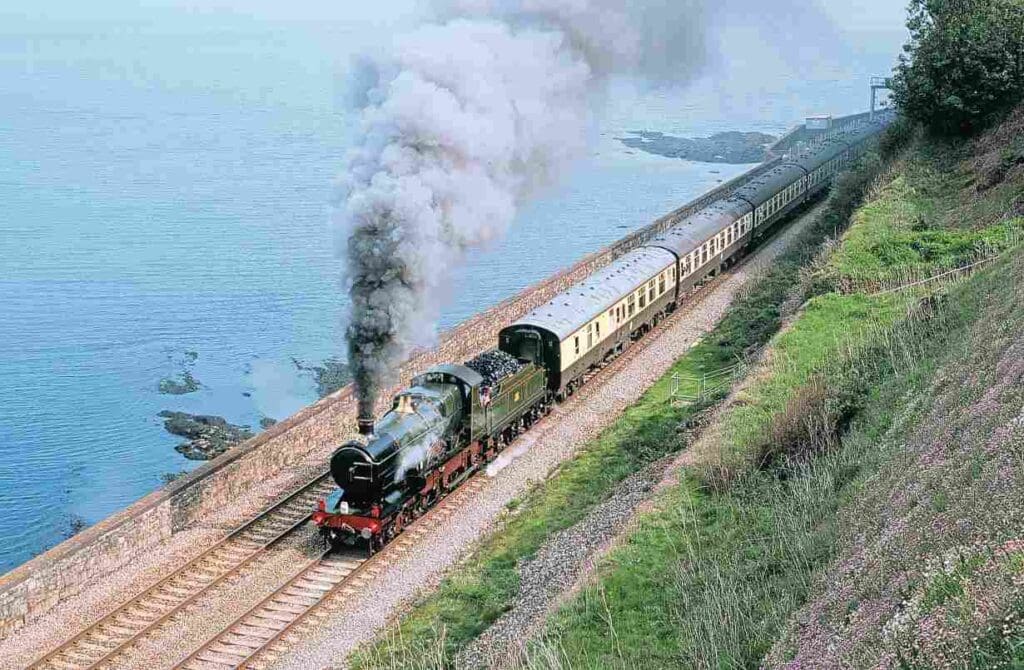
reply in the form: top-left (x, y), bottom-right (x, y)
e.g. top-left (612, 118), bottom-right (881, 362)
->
top-left (0, 111), bottom-right (868, 640)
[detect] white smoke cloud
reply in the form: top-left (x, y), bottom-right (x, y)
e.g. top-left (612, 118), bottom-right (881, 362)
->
top-left (336, 1), bottom-right (710, 418)
top-left (394, 424), bottom-right (446, 483)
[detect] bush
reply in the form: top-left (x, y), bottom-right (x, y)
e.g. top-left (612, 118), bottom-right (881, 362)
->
top-left (878, 116), bottom-right (918, 160)
top-left (756, 375), bottom-right (848, 471)
top-left (892, 0), bottom-right (1024, 136)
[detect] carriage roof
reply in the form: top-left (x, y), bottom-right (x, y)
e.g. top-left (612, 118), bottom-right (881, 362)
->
top-left (508, 247), bottom-right (675, 341)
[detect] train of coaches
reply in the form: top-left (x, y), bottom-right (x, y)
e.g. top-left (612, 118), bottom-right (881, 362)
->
top-left (311, 115), bottom-right (893, 551)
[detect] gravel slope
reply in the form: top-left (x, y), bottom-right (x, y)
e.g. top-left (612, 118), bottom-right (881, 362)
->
top-left (270, 203), bottom-right (825, 670)
top-left (0, 204), bottom-right (821, 670)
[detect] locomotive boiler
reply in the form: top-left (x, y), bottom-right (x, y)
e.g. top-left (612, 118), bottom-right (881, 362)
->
top-left (314, 113), bottom-right (895, 553)
top-left (313, 352), bottom-right (549, 551)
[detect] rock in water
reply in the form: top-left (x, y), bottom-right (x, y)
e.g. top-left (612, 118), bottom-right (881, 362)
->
top-left (158, 410), bottom-right (254, 460)
top-left (157, 371), bottom-right (201, 395)
top-left (617, 130), bottom-right (778, 164)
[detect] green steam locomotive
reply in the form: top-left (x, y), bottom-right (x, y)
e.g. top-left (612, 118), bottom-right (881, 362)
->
top-left (312, 114), bottom-right (893, 552)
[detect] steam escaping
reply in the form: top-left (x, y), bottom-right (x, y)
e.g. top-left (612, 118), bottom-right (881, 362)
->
top-left (395, 425), bottom-right (445, 483)
top-left (336, 1), bottom-right (708, 418)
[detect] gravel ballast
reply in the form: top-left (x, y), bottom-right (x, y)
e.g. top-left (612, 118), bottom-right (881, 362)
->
top-left (270, 204), bottom-right (825, 670)
top-left (0, 204), bottom-right (822, 670)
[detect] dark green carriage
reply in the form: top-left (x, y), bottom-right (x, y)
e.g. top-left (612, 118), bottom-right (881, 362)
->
top-left (419, 361), bottom-right (547, 442)
top-left (468, 362), bottom-right (547, 441)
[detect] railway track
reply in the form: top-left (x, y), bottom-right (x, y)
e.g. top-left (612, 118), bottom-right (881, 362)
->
top-left (30, 474), bottom-right (335, 670)
top-left (159, 280), bottom-right (732, 670)
top-left (172, 477), bottom-right (489, 670)
top-left (163, 264), bottom-right (747, 670)
top-left (30, 213), bottom-right (782, 670)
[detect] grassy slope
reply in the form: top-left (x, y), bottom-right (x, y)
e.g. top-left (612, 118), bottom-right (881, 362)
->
top-left (522, 113), bottom-right (1024, 669)
top-left (350, 144), bottom-right (891, 670)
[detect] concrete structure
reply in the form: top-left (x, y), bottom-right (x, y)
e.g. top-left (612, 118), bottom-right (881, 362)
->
top-left (806, 115), bottom-right (833, 131)
top-left (870, 76), bottom-right (893, 122)
top-left (0, 110), bottom-right (878, 642)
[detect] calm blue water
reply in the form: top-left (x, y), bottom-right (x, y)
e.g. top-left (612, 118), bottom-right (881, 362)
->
top-left (0, 6), bottom-right (905, 571)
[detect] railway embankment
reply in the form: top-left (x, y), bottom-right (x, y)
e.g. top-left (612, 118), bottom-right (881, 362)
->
top-left (0, 108), bottom-right (828, 644)
top-left (474, 110), bottom-right (1024, 668)
top-left (343, 122), bottom-right (898, 669)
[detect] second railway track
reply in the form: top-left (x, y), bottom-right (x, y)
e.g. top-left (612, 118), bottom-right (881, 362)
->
top-left (172, 477), bottom-right (490, 670)
top-left (30, 218), bottom-right (776, 670)
top-left (30, 474), bottom-right (335, 670)
top-left (166, 264), bottom-right (744, 670)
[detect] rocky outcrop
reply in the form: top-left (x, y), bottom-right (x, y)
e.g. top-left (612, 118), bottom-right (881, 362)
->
top-left (158, 411), bottom-right (254, 460)
top-left (619, 130), bottom-right (777, 164)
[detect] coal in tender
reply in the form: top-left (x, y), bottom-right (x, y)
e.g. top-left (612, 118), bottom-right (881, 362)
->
top-left (464, 350), bottom-right (522, 388)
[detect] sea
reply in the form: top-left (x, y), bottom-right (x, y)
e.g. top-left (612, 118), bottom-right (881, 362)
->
top-left (0, 4), bottom-right (906, 572)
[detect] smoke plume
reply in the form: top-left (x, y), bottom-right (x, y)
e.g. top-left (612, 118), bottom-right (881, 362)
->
top-left (336, 0), bottom-right (708, 419)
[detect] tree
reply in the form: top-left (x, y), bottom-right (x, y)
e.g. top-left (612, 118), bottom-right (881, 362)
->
top-left (892, 0), bottom-right (1024, 135)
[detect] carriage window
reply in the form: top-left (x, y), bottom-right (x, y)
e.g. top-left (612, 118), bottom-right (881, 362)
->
top-left (587, 323), bottom-right (593, 349)
top-left (638, 289), bottom-right (646, 309)
top-left (574, 336), bottom-right (580, 355)
top-left (627, 293), bottom-right (636, 317)
top-left (658, 273), bottom-right (665, 294)
top-left (596, 321), bottom-right (600, 338)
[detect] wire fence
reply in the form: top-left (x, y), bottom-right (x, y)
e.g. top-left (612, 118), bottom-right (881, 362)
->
top-left (866, 256), bottom-right (999, 297)
top-left (672, 361), bottom-right (748, 405)
top-left (834, 227), bottom-right (1024, 298)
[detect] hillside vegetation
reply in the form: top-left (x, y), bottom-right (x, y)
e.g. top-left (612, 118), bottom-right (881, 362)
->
top-left (514, 107), bottom-right (1024, 669)
top-left (349, 125), bottom-right (896, 669)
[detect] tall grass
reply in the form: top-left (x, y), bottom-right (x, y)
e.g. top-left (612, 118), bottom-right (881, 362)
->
top-left (530, 259), bottom-right (992, 669)
top-left (350, 130), bottom-right (903, 670)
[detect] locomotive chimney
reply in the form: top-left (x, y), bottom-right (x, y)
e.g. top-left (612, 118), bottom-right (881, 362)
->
top-left (357, 416), bottom-right (374, 436)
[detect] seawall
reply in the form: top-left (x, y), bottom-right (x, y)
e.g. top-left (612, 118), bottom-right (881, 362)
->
top-left (0, 111), bottom-right (872, 641)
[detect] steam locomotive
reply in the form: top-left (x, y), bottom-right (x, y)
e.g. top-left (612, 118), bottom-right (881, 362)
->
top-left (312, 114), bottom-right (894, 552)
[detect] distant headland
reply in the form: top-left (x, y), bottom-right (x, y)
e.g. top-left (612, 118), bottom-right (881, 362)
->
top-left (618, 129), bottom-right (777, 164)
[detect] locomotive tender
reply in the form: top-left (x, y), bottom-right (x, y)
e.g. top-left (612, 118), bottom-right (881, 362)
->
top-left (313, 115), bottom-right (892, 551)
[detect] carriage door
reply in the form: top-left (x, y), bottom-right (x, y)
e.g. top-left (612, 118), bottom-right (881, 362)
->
top-left (516, 330), bottom-right (543, 365)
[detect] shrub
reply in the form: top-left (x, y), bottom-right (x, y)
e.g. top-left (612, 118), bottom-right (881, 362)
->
top-left (878, 115), bottom-right (918, 160)
top-left (892, 0), bottom-right (1024, 136)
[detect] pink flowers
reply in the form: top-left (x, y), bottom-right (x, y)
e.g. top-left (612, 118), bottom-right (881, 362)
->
top-left (765, 305), bottom-right (1024, 669)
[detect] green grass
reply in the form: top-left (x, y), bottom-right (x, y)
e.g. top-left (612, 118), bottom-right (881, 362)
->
top-left (529, 289), bottom-right (954, 669)
top-left (350, 147), bottom-right (892, 670)
top-left (822, 170), bottom-right (1022, 286)
top-left (712, 292), bottom-right (907, 470)
top-left (514, 119), bottom-right (1024, 670)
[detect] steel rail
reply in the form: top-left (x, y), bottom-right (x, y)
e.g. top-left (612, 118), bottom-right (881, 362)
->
top-left (30, 472), bottom-right (333, 670)
top-left (166, 259), bottom-right (749, 670)
top-left (172, 476), bottom-right (489, 670)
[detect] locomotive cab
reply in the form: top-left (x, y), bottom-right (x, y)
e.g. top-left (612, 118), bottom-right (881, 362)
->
top-left (499, 325), bottom-right (561, 390)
